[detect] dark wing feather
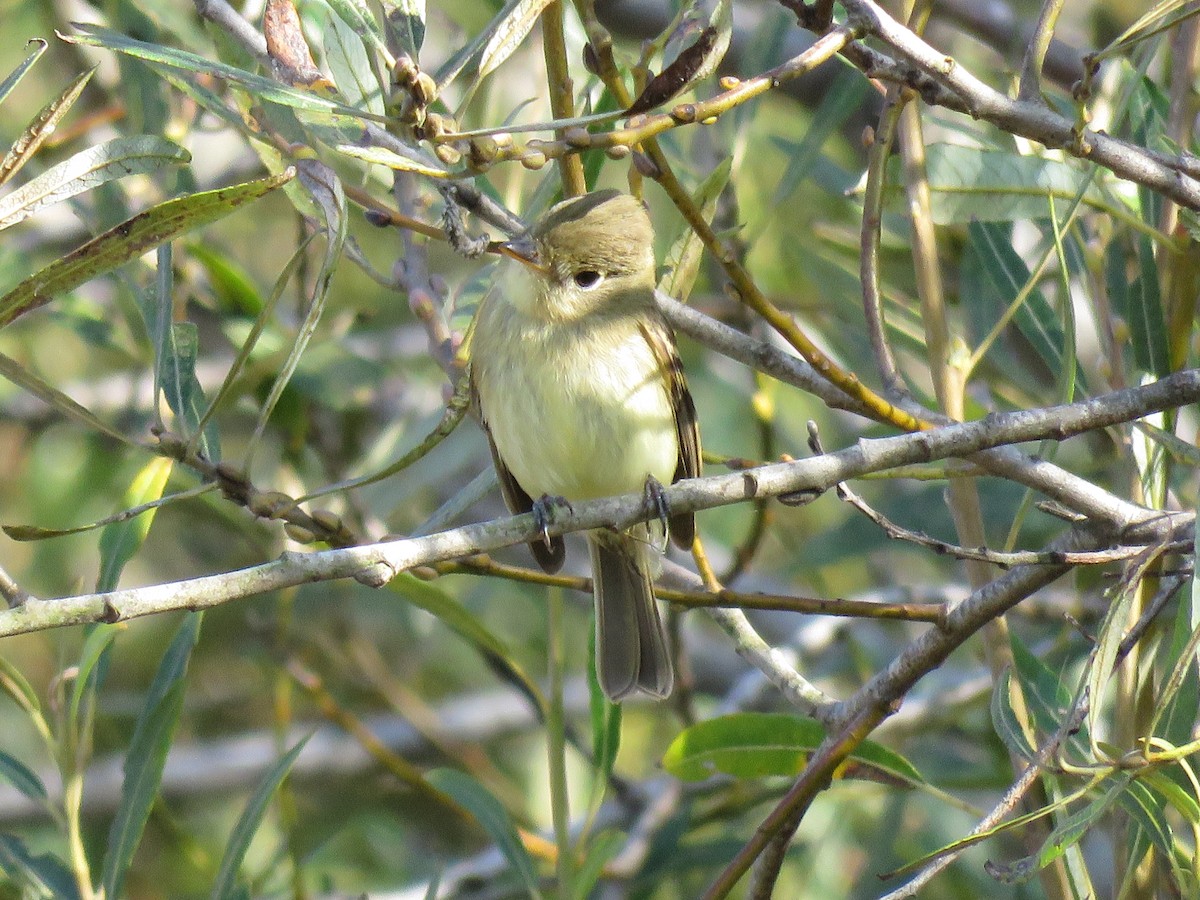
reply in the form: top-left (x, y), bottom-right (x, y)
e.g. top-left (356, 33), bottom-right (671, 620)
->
top-left (639, 317), bottom-right (701, 550)
top-left (471, 375), bottom-right (566, 573)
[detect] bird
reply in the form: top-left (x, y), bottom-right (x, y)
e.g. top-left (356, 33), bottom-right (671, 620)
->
top-left (470, 189), bottom-right (701, 700)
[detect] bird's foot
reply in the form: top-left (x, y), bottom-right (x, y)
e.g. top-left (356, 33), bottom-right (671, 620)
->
top-left (642, 475), bottom-right (671, 550)
top-left (532, 494), bottom-right (573, 551)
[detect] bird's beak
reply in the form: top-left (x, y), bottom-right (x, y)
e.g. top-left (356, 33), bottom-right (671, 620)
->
top-left (498, 237), bottom-right (548, 275)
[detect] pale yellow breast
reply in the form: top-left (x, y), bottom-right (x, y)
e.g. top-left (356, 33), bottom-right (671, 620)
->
top-left (473, 296), bottom-right (678, 503)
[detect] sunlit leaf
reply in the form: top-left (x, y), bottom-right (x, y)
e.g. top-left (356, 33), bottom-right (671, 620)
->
top-left (0, 136), bottom-right (189, 231)
top-left (96, 457), bottom-right (174, 592)
top-left (0, 168), bottom-right (293, 329)
top-left (0, 66), bottom-right (95, 190)
top-left (381, 0), bottom-right (426, 58)
top-left (662, 712), bottom-right (923, 783)
top-left (0, 39), bottom-right (48, 107)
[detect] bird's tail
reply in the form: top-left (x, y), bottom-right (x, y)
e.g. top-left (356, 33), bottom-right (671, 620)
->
top-left (589, 530), bottom-right (674, 701)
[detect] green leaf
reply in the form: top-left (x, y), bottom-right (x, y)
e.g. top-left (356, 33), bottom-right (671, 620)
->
top-left (573, 831), bottom-right (623, 900)
top-left (62, 22), bottom-right (390, 124)
top-left (1008, 629), bottom-right (1077, 740)
top-left (0, 752), bottom-right (46, 803)
top-left (325, 0), bottom-right (389, 59)
top-left (774, 69), bottom-right (869, 203)
top-left (0, 834), bottom-right (79, 900)
top-left (427, 769), bottom-right (540, 896)
top-left (586, 625), bottom-right (621, 817)
top-left (248, 159), bottom-right (346, 457)
top-left (323, 7), bottom-right (385, 116)
top-left (381, 0), bottom-right (426, 59)
top-left (0, 66), bottom-right (95, 190)
top-left (1030, 775), bottom-right (1129, 874)
top-left (659, 158), bottom-right (731, 303)
top-left (0, 168), bottom-right (293, 329)
top-left (661, 713), bottom-right (923, 783)
top-left (0, 39), bottom-right (47, 107)
top-left (96, 457), bottom-right (174, 592)
top-left (0, 136), bottom-right (189, 231)
top-left (388, 574), bottom-right (541, 705)
top-left (970, 220), bottom-right (1065, 372)
top-left (68, 625), bottom-right (119, 731)
top-left (332, 141), bottom-right (449, 177)
top-left (1128, 233), bottom-right (1170, 376)
top-left (1143, 771), bottom-right (1200, 824)
top-left (210, 737), bottom-right (310, 900)
top-left (101, 613), bottom-right (202, 900)
top-left (990, 667), bottom-right (1036, 760)
top-left (0, 351), bottom-right (135, 448)
top-left (886, 145), bottom-right (1111, 224)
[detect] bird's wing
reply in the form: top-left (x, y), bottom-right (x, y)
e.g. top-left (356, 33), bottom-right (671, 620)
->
top-left (639, 317), bottom-right (701, 550)
top-left (470, 372), bottom-right (566, 573)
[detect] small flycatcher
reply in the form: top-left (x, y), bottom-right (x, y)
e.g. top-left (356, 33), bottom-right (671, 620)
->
top-left (470, 190), bottom-right (701, 701)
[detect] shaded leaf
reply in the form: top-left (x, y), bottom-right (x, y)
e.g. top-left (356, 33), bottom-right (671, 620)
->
top-left (991, 667), bottom-right (1036, 761)
top-left (0, 834), bottom-right (79, 900)
top-left (0, 752), bottom-right (46, 803)
top-left (326, 0), bottom-right (389, 58)
top-left (886, 145), bottom-right (1112, 224)
top-left (970, 220), bottom-right (1065, 372)
top-left (427, 769), bottom-right (540, 896)
top-left (1128, 233), bottom-right (1170, 376)
top-left (101, 613), bottom-right (202, 900)
top-left (0, 168), bottom-right (293, 329)
top-left (382, 0), bottom-right (426, 58)
top-left (324, 8), bottom-right (385, 116)
top-left (659, 157), bottom-right (730, 302)
top-left (210, 737), bottom-right (310, 900)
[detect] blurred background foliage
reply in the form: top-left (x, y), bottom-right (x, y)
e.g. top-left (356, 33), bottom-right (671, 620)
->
top-left (0, 0), bottom-right (1196, 897)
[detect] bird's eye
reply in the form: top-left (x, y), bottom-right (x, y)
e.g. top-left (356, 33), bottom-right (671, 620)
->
top-left (573, 270), bottom-right (603, 290)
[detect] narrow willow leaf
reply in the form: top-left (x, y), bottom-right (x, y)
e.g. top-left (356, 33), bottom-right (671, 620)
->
top-left (0, 168), bottom-right (293, 328)
top-left (661, 712), bottom-right (923, 783)
top-left (62, 23), bottom-right (390, 124)
top-left (5, 486), bottom-right (213, 542)
top-left (774, 70), bottom-right (869, 203)
top-left (210, 737), bottom-right (310, 900)
top-left (326, 0), bottom-right (389, 59)
top-left (476, 0), bottom-right (553, 84)
top-left (1032, 775), bottom-right (1130, 872)
top-left (333, 141), bottom-right (448, 176)
top-left (990, 668), bottom-right (1037, 760)
top-left (886, 145), bottom-right (1112, 225)
top-left (0, 40), bottom-right (47, 107)
top-left (387, 573), bottom-right (543, 708)
top-left (970, 220), bottom-right (1065, 371)
top-left (381, 0), bottom-right (426, 58)
top-left (1128, 234), bottom-right (1170, 376)
top-left (1143, 771), bottom-right (1200, 824)
top-left (96, 457), bottom-right (174, 592)
top-left (1008, 630), bottom-right (1079, 741)
top-left (0, 835), bottom-right (79, 900)
top-left (101, 613), bottom-right (201, 900)
top-left (0, 752), bottom-right (46, 802)
top-left (324, 9), bottom-right (385, 116)
top-left (248, 159), bottom-right (345, 458)
top-left (0, 136), bottom-right (189, 231)
top-left (426, 769), bottom-right (541, 897)
top-left (0, 350), bottom-right (135, 446)
top-left (68, 626), bottom-right (119, 731)
top-left (659, 157), bottom-right (730, 302)
top-left (586, 626), bottom-right (621, 818)
top-left (435, 0), bottom-right (546, 92)
top-left (0, 66), bottom-right (94, 189)
top-left (1117, 780), bottom-right (1176, 871)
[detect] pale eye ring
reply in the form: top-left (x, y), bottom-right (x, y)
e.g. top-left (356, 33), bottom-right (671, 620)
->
top-left (573, 270), bottom-right (603, 290)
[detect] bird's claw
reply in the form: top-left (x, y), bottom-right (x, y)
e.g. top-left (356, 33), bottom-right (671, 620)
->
top-left (642, 475), bottom-right (671, 549)
top-left (532, 494), bottom-right (572, 550)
